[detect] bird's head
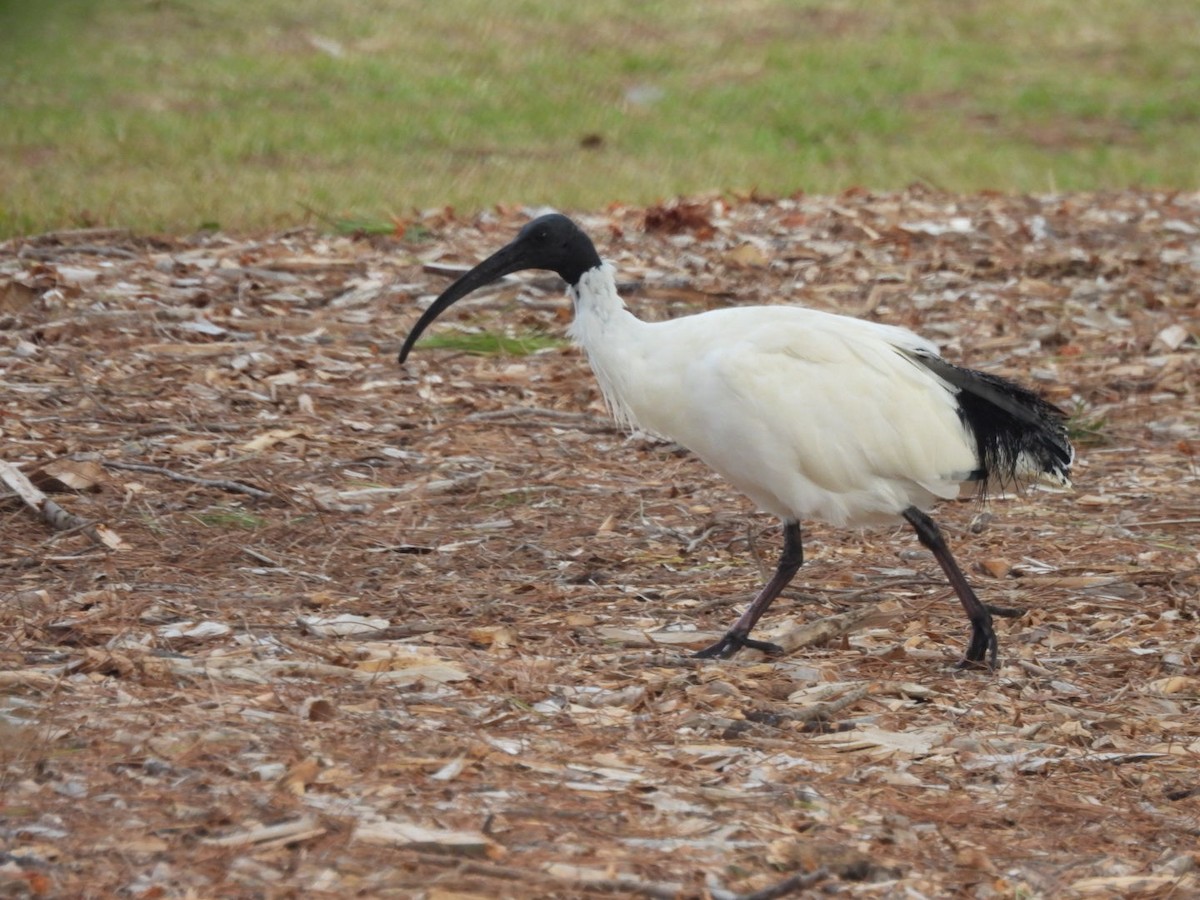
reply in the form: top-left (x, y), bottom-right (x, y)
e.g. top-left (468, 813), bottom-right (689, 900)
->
top-left (398, 213), bottom-right (602, 363)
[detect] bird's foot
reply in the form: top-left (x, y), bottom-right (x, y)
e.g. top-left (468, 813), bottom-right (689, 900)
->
top-left (957, 619), bottom-right (998, 671)
top-left (694, 632), bottom-right (784, 660)
top-left (985, 603), bottom-right (1024, 619)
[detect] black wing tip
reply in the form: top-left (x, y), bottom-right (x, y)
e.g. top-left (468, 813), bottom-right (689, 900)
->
top-left (929, 360), bottom-right (1075, 491)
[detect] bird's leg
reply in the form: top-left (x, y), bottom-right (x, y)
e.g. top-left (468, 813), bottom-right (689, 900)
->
top-left (902, 507), bottom-right (997, 669)
top-left (695, 521), bottom-right (803, 660)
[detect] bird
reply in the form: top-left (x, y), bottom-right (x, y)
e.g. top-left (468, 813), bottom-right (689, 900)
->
top-left (398, 214), bottom-right (1074, 668)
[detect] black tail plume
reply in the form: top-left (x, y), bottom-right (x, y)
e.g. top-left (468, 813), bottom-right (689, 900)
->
top-left (912, 352), bottom-right (1074, 493)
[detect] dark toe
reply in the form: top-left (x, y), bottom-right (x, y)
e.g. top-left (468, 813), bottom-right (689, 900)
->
top-left (959, 621), bottom-right (998, 670)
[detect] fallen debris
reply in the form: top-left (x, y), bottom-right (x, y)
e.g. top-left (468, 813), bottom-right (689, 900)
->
top-left (1, 189), bottom-right (1197, 897)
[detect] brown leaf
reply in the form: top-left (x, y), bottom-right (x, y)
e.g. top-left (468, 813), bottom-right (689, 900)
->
top-left (643, 201), bottom-right (714, 238)
top-left (239, 428), bottom-right (306, 452)
top-left (980, 557), bottom-right (1012, 578)
top-left (277, 757), bottom-right (322, 795)
top-left (724, 243), bottom-right (770, 268)
top-left (468, 625), bottom-right (518, 649)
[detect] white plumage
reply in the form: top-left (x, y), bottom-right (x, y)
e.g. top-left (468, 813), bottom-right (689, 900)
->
top-left (568, 266), bottom-right (979, 527)
top-left (400, 214), bottom-right (1074, 669)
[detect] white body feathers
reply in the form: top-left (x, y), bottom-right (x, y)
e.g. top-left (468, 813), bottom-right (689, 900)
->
top-left (567, 265), bottom-right (981, 527)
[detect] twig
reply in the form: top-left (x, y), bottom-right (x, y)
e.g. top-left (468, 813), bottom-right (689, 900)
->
top-left (242, 547), bottom-right (280, 566)
top-left (787, 686), bottom-right (871, 726)
top-left (464, 407), bottom-right (606, 426)
top-left (776, 604), bottom-right (893, 653)
top-left (750, 683), bottom-right (873, 726)
top-left (739, 868), bottom-right (829, 900)
top-left (19, 226), bottom-right (133, 244)
top-left (0, 460), bottom-right (126, 549)
top-left (274, 633), bottom-right (354, 666)
top-left (199, 815), bottom-right (325, 848)
top-left (102, 460), bottom-right (272, 499)
top-left (401, 853), bottom-right (678, 896)
top-left (1121, 518), bottom-right (1200, 527)
top-left (17, 244), bottom-right (139, 260)
top-left (343, 623), bottom-right (448, 641)
top-left (0, 670), bottom-right (66, 690)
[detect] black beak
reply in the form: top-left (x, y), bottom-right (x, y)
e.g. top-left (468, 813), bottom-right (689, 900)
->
top-left (397, 239), bottom-right (530, 364)
top-left (398, 213), bottom-right (600, 364)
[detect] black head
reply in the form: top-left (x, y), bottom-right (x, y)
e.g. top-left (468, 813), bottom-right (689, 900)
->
top-left (398, 214), bottom-right (602, 363)
top-left (509, 214), bottom-right (603, 286)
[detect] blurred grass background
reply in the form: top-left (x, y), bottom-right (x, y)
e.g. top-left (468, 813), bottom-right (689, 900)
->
top-left (2, 0), bottom-right (1198, 238)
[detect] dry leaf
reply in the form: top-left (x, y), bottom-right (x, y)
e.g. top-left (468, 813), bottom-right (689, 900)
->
top-left (812, 724), bottom-right (953, 756)
top-left (1071, 875), bottom-right (1197, 894)
top-left (201, 817), bottom-right (325, 848)
top-left (1155, 323), bottom-right (1191, 350)
top-left (364, 663), bottom-right (470, 686)
top-left (954, 847), bottom-right (997, 874)
top-left (299, 697), bottom-right (338, 721)
top-left (980, 557), bottom-right (1012, 578)
top-left (5, 191), bottom-right (1200, 898)
top-left (1147, 676), bottom-right (1200, 696)
top-left (91, 523), bottom-right (131, 551)
top-left (430, 755), bottom-right (468, 782)
top-left (277, 757), bottom-right (322, 795)
top-left (32, 459), bottom-right (106, 492)
top-left (724, 243), bottom-right (770, 268)
top-left (643, 200), bottom-right (714, 237)
top-left (239, 428), bottom-right (305, 452)
top-left (467, 625), bottom-right (518, 649)
top-left (426, 890), bottom-right (494, 900)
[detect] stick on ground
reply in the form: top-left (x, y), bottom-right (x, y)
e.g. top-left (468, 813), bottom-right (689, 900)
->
top-left (0, 460), bottom-right (127, 549)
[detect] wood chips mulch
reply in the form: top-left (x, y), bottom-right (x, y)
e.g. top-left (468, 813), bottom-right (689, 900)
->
top-left (1, 188), bottom-right (1198, 898)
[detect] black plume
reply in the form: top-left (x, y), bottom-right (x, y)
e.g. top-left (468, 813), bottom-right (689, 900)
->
top-left (911, 352), bottom-right (1074, 493)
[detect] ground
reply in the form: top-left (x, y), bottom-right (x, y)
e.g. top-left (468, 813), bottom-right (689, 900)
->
top-left (1, 189), bottom-right (1198, 899)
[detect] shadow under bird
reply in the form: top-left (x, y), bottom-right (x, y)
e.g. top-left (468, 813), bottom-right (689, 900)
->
top-left (399, 214), bottom-right (1074, 668)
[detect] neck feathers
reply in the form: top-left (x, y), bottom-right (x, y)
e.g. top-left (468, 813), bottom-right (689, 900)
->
top-left (567, 264), bottom-right (625, 323)
top-left (565, 263), bottom-right (646, 431)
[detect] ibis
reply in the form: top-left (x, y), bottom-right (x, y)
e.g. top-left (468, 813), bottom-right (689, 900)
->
top-left (399, 214), bottom-right (1073, 668)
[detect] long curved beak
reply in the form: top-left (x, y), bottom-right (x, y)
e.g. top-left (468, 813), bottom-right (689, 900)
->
top-left (398, 239), bottom-right (530, 364)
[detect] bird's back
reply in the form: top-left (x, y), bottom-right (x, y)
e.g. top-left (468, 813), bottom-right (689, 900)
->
top-left (576, 302), bottom-right (1069, 527)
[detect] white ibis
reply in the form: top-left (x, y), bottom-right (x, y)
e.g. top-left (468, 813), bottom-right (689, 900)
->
top-left (399, 214), bottom-right (1074, 668)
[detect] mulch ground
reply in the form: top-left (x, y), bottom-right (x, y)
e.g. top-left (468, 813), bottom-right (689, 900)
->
top-left (1, 188), bottom-right (1198, 898)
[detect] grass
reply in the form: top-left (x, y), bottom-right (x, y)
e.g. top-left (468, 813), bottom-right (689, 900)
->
top-left (1067, 407), bottom-right (1111, 447)
top-left (2, 0), bottom-right (1198, 237)
top-left (415, 330), bottom-right (568, 356)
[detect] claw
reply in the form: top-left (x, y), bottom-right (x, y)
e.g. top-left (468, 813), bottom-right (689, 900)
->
top-left (957, 619), bottom-right (998, 670)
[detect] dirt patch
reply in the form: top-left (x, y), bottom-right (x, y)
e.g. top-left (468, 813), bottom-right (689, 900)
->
top-left (1, 189), bottom-right (1198, 897)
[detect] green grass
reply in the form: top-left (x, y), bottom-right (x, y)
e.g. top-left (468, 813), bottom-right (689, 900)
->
top-left (415, 330), bottom-right (568, 356)
top-left (2, 0), bottom-right (1198, 237)
top-left (1067, 408), bottom-right (1110, 447)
